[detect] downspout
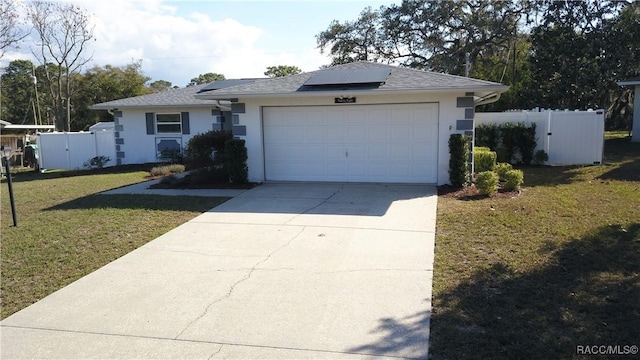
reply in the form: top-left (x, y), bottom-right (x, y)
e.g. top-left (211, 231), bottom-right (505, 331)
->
top-left (470, 92), bottom-right (502, 179)
top-left (474, 92), bottom-right (502, 106)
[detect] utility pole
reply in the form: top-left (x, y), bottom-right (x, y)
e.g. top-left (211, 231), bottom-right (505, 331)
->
top-left (465, 52), bottom-right (470, 77)
top-left (31, 65), bottom-right (42, 126)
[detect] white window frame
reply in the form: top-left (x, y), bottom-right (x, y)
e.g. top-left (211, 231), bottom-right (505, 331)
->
top-left (156, 113), bottom-right (182, 134)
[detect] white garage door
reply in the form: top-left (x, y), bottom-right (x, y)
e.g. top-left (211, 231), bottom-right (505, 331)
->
top-left (263, 103), bottom-right (438, 183)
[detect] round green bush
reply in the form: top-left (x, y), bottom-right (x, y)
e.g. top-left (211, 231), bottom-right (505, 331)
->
top-left (184, 130), bottom-right (233, 170)
top-left (495, 162), bottom-right (513, 180)
top-left (534, 149), bottom-right (549, 165)
top-left (475, 171), bottom-right (499, 196)
top-left (474, 148), bottom-right (497, 172)
top-left (503, 169), bottom-right (524, 191)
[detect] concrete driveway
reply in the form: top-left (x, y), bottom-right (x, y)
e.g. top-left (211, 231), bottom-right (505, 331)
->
top-left (1, 183), bottom-right (437, 359)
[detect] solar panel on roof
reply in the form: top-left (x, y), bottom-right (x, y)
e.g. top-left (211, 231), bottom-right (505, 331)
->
top-left (304, 68), bottom-right (390, 86)
top-left (198, 79), bottom-right (255, 93)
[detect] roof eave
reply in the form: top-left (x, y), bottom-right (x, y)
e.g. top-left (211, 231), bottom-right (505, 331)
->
top-left (89, 103), bottom-right (224, 110)
top-left (617, 80), bottom-right (640, 86)
top-left (194, 85), bottom-right (510, 100)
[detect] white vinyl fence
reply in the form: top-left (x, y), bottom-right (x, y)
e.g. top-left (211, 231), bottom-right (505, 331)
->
top-left (37, 129), bottom-right (116, 170)
top-left (475, 110), bottom-right (605, 165)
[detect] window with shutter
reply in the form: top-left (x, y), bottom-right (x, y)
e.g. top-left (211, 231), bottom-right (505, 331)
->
top-left (181, 112), bottom-right (190, 134)
top-left (156, 113), bottom-right (182, 133)
top-left (146, 113), bottom-right (155, 134)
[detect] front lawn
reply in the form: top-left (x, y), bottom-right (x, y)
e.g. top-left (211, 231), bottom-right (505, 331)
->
top-left (431, 134), bottom-right (640, 359)
top-left (1, 167), bottom-right (228, 319)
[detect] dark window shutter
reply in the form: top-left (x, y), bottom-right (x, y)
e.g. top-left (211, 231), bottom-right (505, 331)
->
top-left (145, 113), bottom-right (155, 134)
top-left (181, 112), bottom-right (190, 134)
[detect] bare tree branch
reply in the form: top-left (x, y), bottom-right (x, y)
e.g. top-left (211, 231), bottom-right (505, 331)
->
top-left (27, 0), bottom-right (94, 131)
top-left (0, 0), bottom-right (29, 59)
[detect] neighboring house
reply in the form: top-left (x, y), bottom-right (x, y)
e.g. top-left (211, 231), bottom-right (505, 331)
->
top-left (92, 61), bottom-right (508, 185)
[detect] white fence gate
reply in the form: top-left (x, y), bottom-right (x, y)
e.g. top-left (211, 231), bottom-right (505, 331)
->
top-left (37, 130), bottom-right (116, 170)
top-left (475, 110), bottom-right (605, 165)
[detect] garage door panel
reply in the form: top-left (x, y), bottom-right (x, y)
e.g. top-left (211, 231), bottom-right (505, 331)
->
top-left (368, 146), bottom-right (390, 161)
top-left (392, 109), bottom-right (413, 124)
top-left (391, 145), bottom-right (411, 159)
top-left (327, 130), bottom-right (346, 142)
top-left (346, 110), bottom-right (367, 125)
top-left (413, 144), bottom-right (436, 161)
top-left (368, 125), bottom-right (389, 142)
top-left (304, 145), bottom-right (327, 161)
top-left (347, 162), bottom-right (368, 177)
top-left (347, 126), bottom-right (367, 142)
top-left (306, 127), bottom-right (327, 143)
top-left (368, 109), bottom-right (389, 124)
top-left (305, 110), bottom-right (326, 126)
top-left (390, 164), bottom-right (412, 177)
top-left (391, 127), bottom-right (412, 142)
top-left (327, 162), bottom-right (347, 177)
top-left (268, 145), bottom-right (301, 161)
top-left (347, 145), bottom-right (367, 160)
top-left (263, 104), bottom-right (438, 183)
top-left (327, 146), bottom-right (346, 160)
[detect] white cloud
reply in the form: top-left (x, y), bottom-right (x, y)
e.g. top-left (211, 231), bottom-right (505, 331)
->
top-left (2, 0), bottom-right (332, 86)
top-left (83, 0), bottom-right (267, 85)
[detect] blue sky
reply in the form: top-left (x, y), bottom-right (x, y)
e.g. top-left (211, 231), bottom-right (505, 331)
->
top-left (5, 0), bottom-right (394, 87)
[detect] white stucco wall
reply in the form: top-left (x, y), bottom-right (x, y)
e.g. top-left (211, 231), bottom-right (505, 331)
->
top-left (114, 92), bottom-right (472, 185)
top-left (115, 107), bottom-right (219, 165)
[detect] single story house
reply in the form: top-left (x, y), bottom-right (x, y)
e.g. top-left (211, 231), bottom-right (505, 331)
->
top-left (91, 61), bottom-right (508, 185)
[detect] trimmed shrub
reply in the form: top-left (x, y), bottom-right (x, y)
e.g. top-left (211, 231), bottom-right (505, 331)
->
top-left (475, 122), bottom-right (539, 165)
top-left (448, 134), bottom-right (470, 188)
top-left (150, 164), bottom-right (185, 177)
top-left (184, 130), bottom-right (233, 170)
top-left (500, 122), bottom-right (517, 163)
top-left (503, 169), bottom-right (524, 191)
top-left (495, 162), bottom-right (513, 180)
top-left (84, 156), bottom-right (111, 169)
top-left (474, 147), bottom-right (497, 173)
top-left (159, 174), bottom-right (180, 186)
top-left (495, 147), bottom-right (510, 163)
top-left (516, 122), bottom-right (537, 164)
top-left (225, 139), bottom-right (248, 184)
top-left (159, 149), bottom-right (184, 164)
top-left (475, 171), bottom-right (499, 196)
top-left (534, 149), bottom-right (549, 165)
top-left (475, 123), bottom-right (499, 150)
top-left (189, 166), bottom-right (228, 184)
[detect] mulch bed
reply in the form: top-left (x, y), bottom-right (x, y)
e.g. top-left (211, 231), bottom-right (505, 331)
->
top-left (149, 180), bottom-right (258, 190)
top-left (438, 184), bottom-right (521, 200)
top-left (147, 173), bottom-right (258, 190)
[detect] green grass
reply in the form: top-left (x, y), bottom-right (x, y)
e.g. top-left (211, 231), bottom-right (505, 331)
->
top-left (431, 133), bottom-right (640, 359)
top-left (1, 166), bottom-right (228, 319)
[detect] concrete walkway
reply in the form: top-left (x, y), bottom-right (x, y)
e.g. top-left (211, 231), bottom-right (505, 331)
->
top-left (1, 182), bottom-right (437, 359)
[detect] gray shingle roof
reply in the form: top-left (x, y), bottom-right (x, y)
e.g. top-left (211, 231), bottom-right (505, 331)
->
top-left (90, 83), bottom-right (219, 109)
top-left (91, 61), bottom-right (509, 109)
top-left (195, 61), bottom-right (508, 100)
